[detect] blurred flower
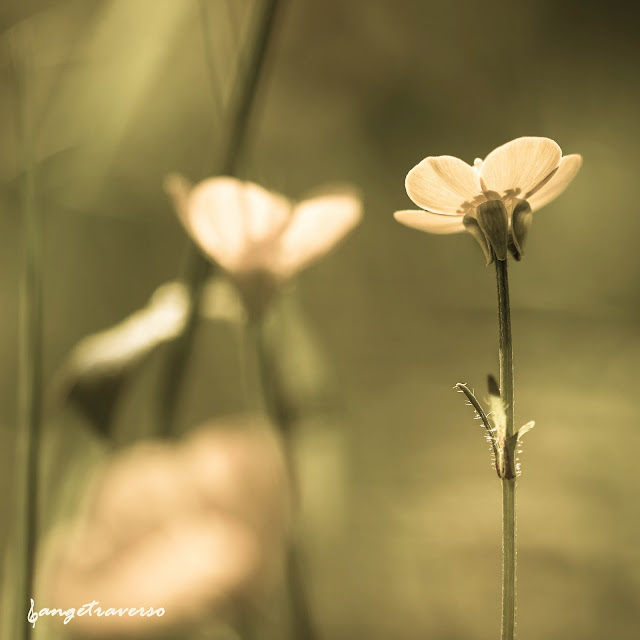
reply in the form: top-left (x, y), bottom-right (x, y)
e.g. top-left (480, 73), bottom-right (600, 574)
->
top-left (52, 278), bottom-right (246, 435)
top-left (41, 416), bottom-right (289, 637)
top-left (58, 282), bottom-right (190, 384)
top-left (394, 137), bottom-right (582, 261)
top-left (165, 174), bottom-right (362, 312)
top-left (51, 282), bottom-right (189, 434)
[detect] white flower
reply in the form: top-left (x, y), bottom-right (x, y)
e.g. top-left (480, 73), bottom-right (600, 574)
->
top-left (57, 277), bottom-right (246, 388)
top-left (394, 137), bottom-right (582, 261)
top-left (165, 175), bottom-right (362, 292)
top-left (58, 282), bottom-right (190, 382)
top-left (41, 417), bottom-right (289, 636)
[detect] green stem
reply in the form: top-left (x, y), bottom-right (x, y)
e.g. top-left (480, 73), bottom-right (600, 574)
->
top-left (495, 259), bottom-right (517, 640)
top-left (495, 259), bottom-right (514, 440)
top-left (501, 478), bottom-right (516, 640)
top-left (286, 540), bottom-right (319, 640)
top-left (250, 312), bottom-right (319, 640)
top-left (157, 0), bottom-right (283, 437)
top-left (156, 253), bottom-right (210, 437)
top-left (12, 27), bottom-right (42, 640)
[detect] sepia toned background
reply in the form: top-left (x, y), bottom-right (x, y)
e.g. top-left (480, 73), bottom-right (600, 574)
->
top-left (1, 1), bottom-right (639, 639)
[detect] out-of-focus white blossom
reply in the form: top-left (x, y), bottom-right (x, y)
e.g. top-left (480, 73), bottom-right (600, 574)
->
top-left (165, 174), bottom-right (362, 290)
top-left (41, 416), bottom-right (289, 636)
top-left (57, 281), bottom-right (189, 383)
top-left (394, 137), bottom-right (582, 261)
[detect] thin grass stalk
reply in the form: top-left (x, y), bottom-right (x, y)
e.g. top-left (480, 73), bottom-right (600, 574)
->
top-left (250, 314), bottom-right (319, 640)
top-left (10, 24), bottom-right (43, 640)
top-left (495, 259), bottom-right (517, 640)
top-left (157, 0), bottom-right (284, 437)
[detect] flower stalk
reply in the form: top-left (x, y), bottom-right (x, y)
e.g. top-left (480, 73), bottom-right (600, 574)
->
top-left (250, 311), bottom-right (319, 640)
top-left (11, 26), bottom-right (43, 640)
top-left (157, 0), bottom-right (283, 437)
top-left (495, 258), bottom-right (517, 640)
top-left (501, 477), bottom-right (516, 640)
top-left (395, 136), bottom-right (581, 640)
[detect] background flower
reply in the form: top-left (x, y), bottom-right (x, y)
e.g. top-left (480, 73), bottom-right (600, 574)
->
top-left (40, 416), bottom-right (289, 636)
top-left (165, 175), bottom-right (362, 282)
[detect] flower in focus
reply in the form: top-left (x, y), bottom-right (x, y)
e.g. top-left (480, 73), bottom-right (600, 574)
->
top-left (394, 136), bottom-right (582, 262)
top-left (40, 416), bottom-right (289, 637)
top-left (165, 174), bottom-right (362, 312)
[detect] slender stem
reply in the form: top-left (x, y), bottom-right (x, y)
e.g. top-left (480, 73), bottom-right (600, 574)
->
top-left (250, 312), bottom-right (319, 640)
top-left (157, 0), bottom-right (283, 437)
top-left (219, 0), bottom-right (282, 177)
top-left (286, 540), bottom-right (319, 640)
top-left (501, 478), bottom-right (516, 640)
top-left (495, 259), bottom-right (517, 640)
top-left (250, 314), bottom-right (297, 500)
top-left (495, 259), bottom-right (514, 440)
top-left (11, 27), bottom-right (42, 640)
top-left (156, 253), bottom-right (210, 437)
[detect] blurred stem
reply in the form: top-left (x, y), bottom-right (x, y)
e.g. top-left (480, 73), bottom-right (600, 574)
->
top-left (157, 0), bottom-right (284, 437)
top-left (157, 253), bottom-right (210, 437)
top-left (12, 27), bottom-right (43, 640)
top-left (250, 311), bottom-right (319, 640)
top-left (250, 314), bottom-right (293, 447)
top-left (495, 259), bottom-right (516, 640)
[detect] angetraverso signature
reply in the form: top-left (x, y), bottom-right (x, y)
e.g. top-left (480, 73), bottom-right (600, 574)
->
top-left (27, 598), bottom-right (165, 628)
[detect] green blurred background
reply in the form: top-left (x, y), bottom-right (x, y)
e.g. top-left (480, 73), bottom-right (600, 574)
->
top-left (1, 1), bottom-right (639, 639)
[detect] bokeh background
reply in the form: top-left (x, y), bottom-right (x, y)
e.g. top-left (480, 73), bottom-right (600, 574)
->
top-left (1, 1), bottom-right (639, 639)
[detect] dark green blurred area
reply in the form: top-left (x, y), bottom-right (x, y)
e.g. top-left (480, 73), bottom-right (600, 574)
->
top-left (1, 1), bottom-right (639, 639)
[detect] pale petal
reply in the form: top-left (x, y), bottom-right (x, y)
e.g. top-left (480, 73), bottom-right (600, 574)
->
top-left (405, 156), bottom-right (481, 214)
top-left (480, 137), bottom-right (562, 197)
top-left (526, 154), bottom-right (582, 211)
top-left (178, 177), bottom-right (243, 270)
top-left (394, 209), bottom-right (466, 234)
top-left (184, 178), bottom-right (291, 272)
top-left (275, 192), bottom-right (362, 276)
top-left (164, 173), bottom-right (192, 220)
top-left (46, 514), bottom-right (260, 634)
top-left (60, 281), bottom-right (189, 380)
top-left (233, 181), bottom-right (291, 245)
top-left (182, 419), bottom-right (289, 541)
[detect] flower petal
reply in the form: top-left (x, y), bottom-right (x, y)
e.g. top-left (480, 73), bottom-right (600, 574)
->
top-left (405, 156), bottom-right (481, 214)
top-left (181, 419), bottom-right (289, 538)
top-left (394, 209), bottom-right (466, 234)
top-left (183, 178), bottom-right (291, 272)
top-left (526, 154), bottom-right (582, 211)
top-left (46, 513), bottom-right (261, 635)
top-left (480, 137), bottom-right (562, 197)
top-left (275, 191), bottom-right (362, 276)
top-left (164, 173), bottom-right (192, 220)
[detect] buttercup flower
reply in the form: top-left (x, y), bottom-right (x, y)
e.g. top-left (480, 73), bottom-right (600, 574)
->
top-left (57, 282), bottom-right (189, 382)
top-left (41, 416), bottom-right (289, 636)
top-left (394, 137), bottom-right (582, 262)
top-left (165, 175), bottom-right (362, 312)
